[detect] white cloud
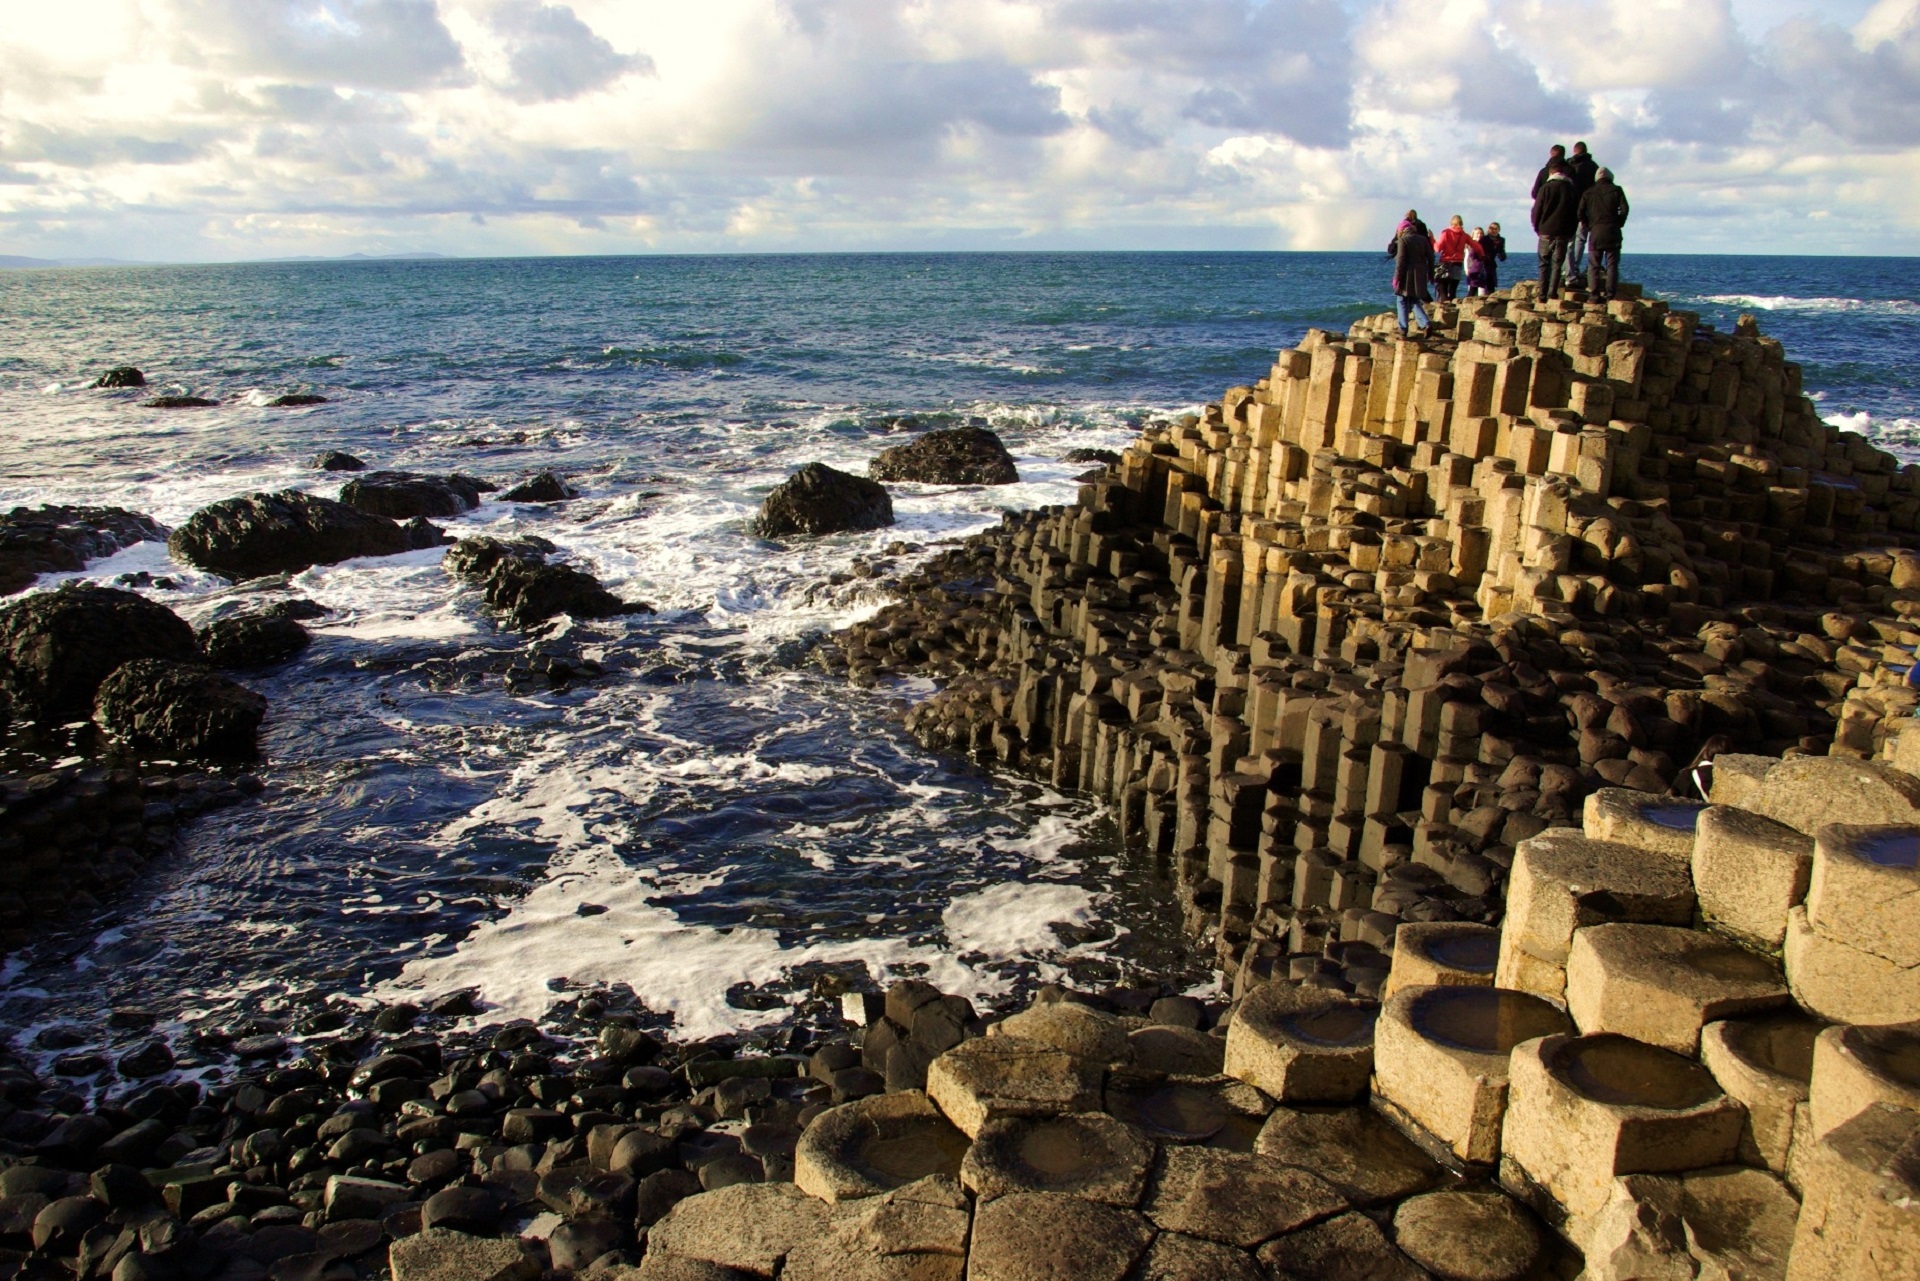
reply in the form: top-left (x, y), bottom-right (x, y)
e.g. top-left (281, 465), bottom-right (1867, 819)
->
top-left (0, 0), bottom-right (1914, 258)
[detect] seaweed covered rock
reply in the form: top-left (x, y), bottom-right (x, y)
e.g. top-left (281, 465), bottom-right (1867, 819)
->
top-left (870, 427), bottom-right (1019, 486)
top-left (198, 614), bottom-right (312, 669)
top-left (93, 659), bottom-right (265, 760)
top-left (0, 505), bottom-right (168, 596)
top-left (169, 491), bottom-right (438, 580)
top-left (444, 537), bottom-right (650, 630)
top-left (0, 585), bottom-right (199, 720)
top-left (756, 464), bottom-right (894, 537)
top-left (339, 471), bottom-right (487, 520)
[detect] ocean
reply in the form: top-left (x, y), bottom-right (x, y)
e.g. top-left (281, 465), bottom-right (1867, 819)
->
top-left (0, 251), bottom-right (1915, 1069)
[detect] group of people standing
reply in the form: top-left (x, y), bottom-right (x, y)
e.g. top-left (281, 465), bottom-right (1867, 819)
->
top-left (1386, 139), bottom-right (1631, 337)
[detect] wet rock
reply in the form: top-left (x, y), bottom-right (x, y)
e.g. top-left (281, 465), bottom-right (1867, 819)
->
top-left (755, 464), bottom-right (893, 538)
top-left (33, 1195), bottom-right (105, 1253)
top-left (869, 426), bottom-right (1019, 486)
top-left (309, 451), bottom-right (365, 471)
top-left (116, 1039), bottom-right (176, 1079)
top-left (141, 395), bottom-right (217, 408)
top-left (501, 472), bottom-right (573, 503)
top-left (339, 472), bottom-right (484, 520)
top-left (443, 536), bottom-right (648, 629)
top-left (169, 490), bottom-right (428, 579)
top-left (91, 367), bottom-right (146, 389)
top-left (0, 583), bottom-right (200, 719)
top-left (0, 505), bottom-right (168, 596)
top-left (1062, 448), bottom-right (1122, 467)
top-left (199, 614), bottom-right (312, 668)
top-left (268, 394), bottom-right (327, 407)
top-left (94, 659), bottom-right (265, 760)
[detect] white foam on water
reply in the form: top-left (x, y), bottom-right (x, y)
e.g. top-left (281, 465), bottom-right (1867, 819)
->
top-left (942, 881), bottom-right (1097, 961)
top-left (1696, 295), bottom-right (1920, 316)
top-left (1823, 410), bottom-right (1920, 464)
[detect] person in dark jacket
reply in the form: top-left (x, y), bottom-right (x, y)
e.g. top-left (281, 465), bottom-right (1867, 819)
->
top-left (1387, 212), bottom-right (1434, 336)
top-left (1580, 168), bottom-right (1630, 302)
top-left (1565, 141), bottom-right (1600, 275)
top-left (1481, 222), bottom-right (1509, 292)
top-left (1532, 161), bottom-right (1579, 298)
top-left (1531, 144), bottom-right (1568, 198)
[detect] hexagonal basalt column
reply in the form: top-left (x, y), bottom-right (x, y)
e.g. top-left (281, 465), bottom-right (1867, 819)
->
top-left (793, 1090), bottom-right (969, 1202)
top-left (1699, 1012), bottom-right (1819, 1174)
top-left (925, 1035), bottom-right (1102, 1139)
top-left (1382, 922), bottom-right (1499, 1001)
top-left (1497, 831), bottom-right (1695, 1005)
top-left (1223, 982), bottom-right (1377, 1103)
top-left (1783, 905), bottom-right (1920, 1026)
top-left (1374, 985), bottom-right (1573, 1165)
top-left (1691, 805), bottom-right (1813, 951)
top-left (1805, 824), bottom-right (1920, 970)
top-left (1583, 788), bottom-right (1704, 862)
top-left (1565, 924), bottom-right (1789, 1055)
top-left (1102, 1071), bottom-right (1271, 1149)
top-left (1749, 756), bottom-right (1920, 836)
top-left (1808, 1021), bottom-right (1920, 1140)
top-left (1787, 1104), bottom-right (1920, 1280)
top-left (959, 1112), bottom-right (1154, 1206)
top-left (1500, 1033), bottom-right (1744, 1241)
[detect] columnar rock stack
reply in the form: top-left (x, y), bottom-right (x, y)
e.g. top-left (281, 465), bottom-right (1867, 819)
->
top-left (835, 284), bottom-right (1920, 996)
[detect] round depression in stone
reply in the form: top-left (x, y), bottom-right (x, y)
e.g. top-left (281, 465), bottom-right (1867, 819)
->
top-left (1550, 1033), bottom-right (1723, 1110)
top-left (1424, 930), bottom-right (1500, 974)
top-left (1408, 987), bottom-right (1569, 1056)
top-left (1719, 1012), bottom-right (1820, 1084)
top-left (1277, 1004), bottom-right (1378, 1048)
top-left (1111, 1082), bottom-right (1229, 1143)
top-left (1680, 939), bottom-right (1784, 984)
top-left (962, 1112), bottom-right (1153, 1203)
top-left (1638, 801), bottom-right (1705, 832)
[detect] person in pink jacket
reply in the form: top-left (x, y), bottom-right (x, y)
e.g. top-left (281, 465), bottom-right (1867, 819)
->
top-left (1431, 215), bottom-right (1471, 302)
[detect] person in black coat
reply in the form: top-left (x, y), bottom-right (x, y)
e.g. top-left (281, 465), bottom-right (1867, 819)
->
top-left (1531, 144), bottom-right (1568, 198)
top-left (1580, 168), bottom-right (1631, 302)
top-left (1531, 161), bottom-right (1579, 298)
top-left (1565, 141), bottom-right (1600, 275)
top-left (1387, 212), bottom-right (1434, 336)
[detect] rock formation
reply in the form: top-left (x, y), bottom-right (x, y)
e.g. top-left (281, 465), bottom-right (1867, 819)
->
top-left (756, 463), bottom-right (894, 537)
top-left (169, 491), bottom-right (444, 580)
top-left (339, 471), bottom-right (488, 520)
top-left (0, 505), bottom-right (167, 596)
top-left (0, 584), bottom-right (200, 721)
top-left (444, 536), bottom-right (651, 629)
top-left (870, 426), bottom-right (1020, 486)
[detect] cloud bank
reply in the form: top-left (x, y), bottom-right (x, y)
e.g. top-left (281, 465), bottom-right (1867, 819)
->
top-left (0, 0), bottom-right (1913, 259)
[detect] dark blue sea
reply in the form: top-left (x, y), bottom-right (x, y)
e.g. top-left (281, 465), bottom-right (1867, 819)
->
top-left (0, 252), bottom-right (1914, 1070)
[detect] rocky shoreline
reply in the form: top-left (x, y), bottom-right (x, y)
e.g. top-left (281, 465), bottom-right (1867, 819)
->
top-left (0, 283), bottom-right (1916, 1278)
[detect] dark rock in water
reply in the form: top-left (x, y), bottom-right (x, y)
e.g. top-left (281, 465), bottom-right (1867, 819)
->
top-left (140, 395), bottom-right (218, 409)
top-left (269, 394), bottom-right (328, 407)
top-left (310, 451), bottom-right (366, 472)
top-left (262, 598), bottom-right (329, 622)
top-left (0, 505), bottom-right (168, 596)
top-left (90, 366), bottom-right (146, 389)
top-left (93, 658), bottom-right (265, 760)
top-left (117, 1040), bottom-right (175, 1079)
top-left (502, 472), bottom-right (574, 503)
top-left (870, 426), bottom-right (1019, 486)
top-left (0, 585), bottom-right (200, 720)
top-left (1064, 448), bottom-right (1122, 466)
top-left (199, 614), bottom-right (312, 669)
top-left (400, 516), bottom-right (453, 550)
top-left (444, 536), bottom-right (649, 630)
top-left (339, 471), bottom-right (484, 520)
top-left (169, 490), bottom-right (418, 580)
top-left (756, 464), bottom-right (894, 537)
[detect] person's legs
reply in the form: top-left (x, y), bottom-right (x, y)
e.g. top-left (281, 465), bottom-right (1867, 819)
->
top-left (1603, 244), bottom-right (1620, 299)
top-left (1395, 296), bottom-right (1412, 331)
top-left (1566, 224), bottom-right (1588, 277)
top-left (1412, 301), bottom-right (1430, 331)
top-left (1538, 236), bottom-right (1564, 296)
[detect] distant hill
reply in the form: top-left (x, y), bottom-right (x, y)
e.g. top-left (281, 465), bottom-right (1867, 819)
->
top-left (0, 255), bottom-right (148, 269)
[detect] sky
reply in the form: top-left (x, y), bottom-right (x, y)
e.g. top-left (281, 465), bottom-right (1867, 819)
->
top-left (1, 0), bottom-right (1916, 261)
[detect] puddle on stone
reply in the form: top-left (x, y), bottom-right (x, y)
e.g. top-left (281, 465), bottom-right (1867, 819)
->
top-left (860, 1125), bottom-right (967, 1183)
top-left (1279, 1005), bottom-right (1377, 1048)
top-left (1555, 1034), bottom-right (1722, 1110)
top-left (1683, 942), bottom-right (1782, 984)
top-left (1410, 987), bottom-right (1568, 1056)
top-left (1640, 802), bottom-right (1705, 831)
top-left (1856, 831), bottom-right (1920, 868)
top-left (1426, 932), bottom-right (1500, 974)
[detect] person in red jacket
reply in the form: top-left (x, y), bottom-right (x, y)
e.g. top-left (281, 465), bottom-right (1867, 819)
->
top-left (1432, 215), bottom-right (1471, 302)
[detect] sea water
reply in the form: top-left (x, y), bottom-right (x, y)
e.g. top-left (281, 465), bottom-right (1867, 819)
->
top-left (0, 252), bottom-right (1914, 1071)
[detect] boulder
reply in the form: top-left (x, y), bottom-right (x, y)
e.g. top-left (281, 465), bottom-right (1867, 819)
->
top-left (502, 472), bottom-right (573, 503)
top-left (387, 1228), bottom-right (541, 1281)
top-left (869, 427), bottom-right (1019, 486)
top-left (169, 490), bottom-right (434, 579)
top-left (339, 471), bottom-right (485, 520)
top-left (0, 584), bottom-right (199, 720)
top-left (90, 367), bottom-right (145, 389)
top-left (443, 537), bottom-right (649, 630)
top-left (755, 464), bottom-right (893, 537)
top-left (93, 658), bottom-right (265, 760)
top-left (309, 451), bottom-right (366, 471)
top-left (198, 614), bottom-right (312, 668)
top-left (268, 394), bottom-right (327, 407)
top-left (1062, 448), bottom-right (1122, 467)
top-left (0, 505), bottom-right (169, 596)
top-left (643, 1182), bottom-right (832, 1277)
